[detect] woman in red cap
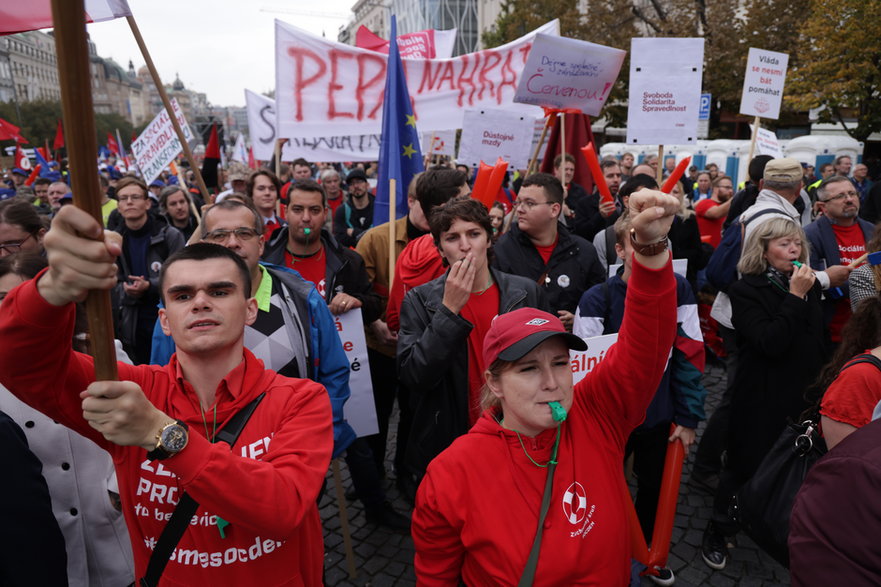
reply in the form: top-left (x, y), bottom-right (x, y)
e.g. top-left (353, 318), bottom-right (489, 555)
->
top-left (411, 188), bottom-right (681, 586)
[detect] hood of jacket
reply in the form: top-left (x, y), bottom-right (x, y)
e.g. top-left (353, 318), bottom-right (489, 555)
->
top-left (398, 233), bottom-right (445, 288)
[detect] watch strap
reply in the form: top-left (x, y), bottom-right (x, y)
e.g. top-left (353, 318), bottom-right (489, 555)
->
top-left (629, 229), bottom-right (668, 257)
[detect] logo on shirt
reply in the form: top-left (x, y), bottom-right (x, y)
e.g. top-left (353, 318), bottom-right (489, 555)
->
top-left (526, 318), bottom-right (550, 326)
top-left (562, 481), bottom-right (597, 538)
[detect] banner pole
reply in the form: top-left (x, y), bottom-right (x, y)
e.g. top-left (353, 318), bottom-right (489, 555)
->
top-left (747, 116), bottom-right (761, 164)
top-left (559, 112), bottom-right (567, 197)
top-left (656, 145), bottom-right (664, 185)
top-left (527, 115), bottom-right (552, 176)
top-left (126, 15), bottom-right (211, 205)
top-left (331, 459), bottom-right (358, 579)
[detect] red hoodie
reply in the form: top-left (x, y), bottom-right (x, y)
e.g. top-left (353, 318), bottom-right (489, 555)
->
top-left (0, 277), bottom-right (333, 586)
top-left (386, 233), bottom-right (445, 331)
top-left (412, 257), bottom-right (677, 586)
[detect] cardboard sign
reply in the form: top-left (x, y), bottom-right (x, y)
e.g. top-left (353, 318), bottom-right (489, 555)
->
top-left (275, 20), bottom-right (557, 138)
top-left (609, 258), bottom-right (688, 278)
top-left (245, 90), bottom-right (380, 162)
top-left (421, 130), bottom-right (456, 157)
top-left (740, 48), bottom-right (789, 120)
top-left (333, 308), bottom-right (379, 437)
top-left (513, 33), bottom-right (625, 115)
top-left (131, 98), bottom-right (193, 185)
top-left (571, 333), bottom-right (618, 384)
top-left (457, 108), bottom-right (535, 168)
top-left (755, 127), bottom-right (783, 158)
top-left (626, 38), bottom-right (704, 145)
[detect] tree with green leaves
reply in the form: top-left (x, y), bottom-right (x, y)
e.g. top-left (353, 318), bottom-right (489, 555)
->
top-left (0, 100), bottom-right (134, 153)
top-left (787, 0), bottom-right (881, 142)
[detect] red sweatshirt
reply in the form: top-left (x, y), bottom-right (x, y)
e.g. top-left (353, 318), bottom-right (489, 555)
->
top-left (0, 277), bottom-right (333, 586)
top-left (386, 233), bottom-right (445, 331)
top-left (412, 256), bottom-right (676, 586)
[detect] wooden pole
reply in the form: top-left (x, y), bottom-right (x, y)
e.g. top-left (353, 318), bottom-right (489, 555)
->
top-left (126, 15), bottom-right (211, 205)
top-left (388, 178), bottom-right (397, 286)
top-left (50, 0), bottom-right (118, 381)
top-left (331, 459), bottom-right (358, 579)
top-left (274, 138), bottom-right (283, 177)
top-left (559, 113), bottom-right (567, 196)
top-left (656, 145), bottom-right (664, 185)
top-left (747, 115), bottom-right (761, 164)
top-left (527, 115), bottom-right (553, 176)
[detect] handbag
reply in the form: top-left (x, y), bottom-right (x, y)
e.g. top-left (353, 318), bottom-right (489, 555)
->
top-left (733, 418), bottom-right (826, 568)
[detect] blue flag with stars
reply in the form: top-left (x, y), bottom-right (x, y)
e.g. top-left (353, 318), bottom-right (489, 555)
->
top-left (374, 15), bottom-right (424, 227)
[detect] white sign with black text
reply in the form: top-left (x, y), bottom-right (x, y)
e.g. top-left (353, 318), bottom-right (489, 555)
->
top-left (333, 308), bottom-right (379, 437)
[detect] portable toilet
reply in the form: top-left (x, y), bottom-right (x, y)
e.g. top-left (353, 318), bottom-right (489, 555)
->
top-left (784, 135), bottom-right (864, 170)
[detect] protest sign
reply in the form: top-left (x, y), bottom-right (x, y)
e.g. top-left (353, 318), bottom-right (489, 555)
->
top-left (457, 108), bottom-right (536, 168)
top-left (740, 48), bottom-right (789, 120)
top-left (245, 89), bottom-right (380, 162)
top-left (334, 308), bottom-right (378, 437)
top-left (131, 98), bottom-right (193, 184)
top-left (571, 333), bottom-right (618, 384)
top-left (626, 38), bottom-right (704, 145)
top-left (755, 127), bottom-right (783, 158)
top-left (275, 20), bottom-right (557, 138)
top-left (513, 33), bottom-right (625, 115)
top-left (610, 258), bottom-right (688, 279)
top-left (421, 130), bottom-right (456, 157)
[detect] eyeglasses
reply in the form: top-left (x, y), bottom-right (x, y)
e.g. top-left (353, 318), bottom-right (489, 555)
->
top-left (513, 199), bottom-right (553, 210)
top-left (822, 190), bottom-right (859, 203)
top-left (117, 194), bottom-right (147, 203)
top-left (203, 227), bottom-right (261, 243)
top-left (0, 233), bottom-right (34, 255)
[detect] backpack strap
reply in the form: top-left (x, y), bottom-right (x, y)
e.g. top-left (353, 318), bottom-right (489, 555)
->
top-left (840, 353), bottom-right (881, 374)
top-left (138, 392), bottom-right (266, 587)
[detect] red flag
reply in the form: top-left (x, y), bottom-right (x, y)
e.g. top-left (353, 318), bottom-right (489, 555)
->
top-left (43, 138), bottom-right (53, 161)
top-left (0, 2), bottom-right (131, 35)
top-left (0, 117), bottom-right (28, 143)
top-left (539, 112), bottom-right (596, 195)
top-left (247, 146), bottom-right (256, 170)
top-left (53, 119), bottom-right (64, 150)
top-left (14, 144), bottom-right (32, 171)
top-left (204, 123), bottom-right (220, 159)
top-left (201, 123), bottom-right (221, 190)
top-left (107, 132), bottom-right (120, 156)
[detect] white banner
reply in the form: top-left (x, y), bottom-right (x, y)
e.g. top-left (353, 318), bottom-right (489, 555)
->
top-left (245, 89), bottom-right (380, 162)
top-left (513, 33), bottom-right (625, 115)
top-left (275, 20), bottom-right (558, 138)
top-left (626, 38), bottom-right (704, 145)
top-left (334, 308), bottom-right (379, 437)
top-left (755, 127), bottom-right (783, 158)
top-left (740, 48), bottom-right (789, 120)
top-left (610, 258), bottom-right (688, 278)
top-left (131, 98), bottom-right (193, 185)
top-left (457, 108), bottom-right (536, 168)
top-left (420, 130), bottom-right (457, 157)
top-left (571, 333), bottom-right (618, 384)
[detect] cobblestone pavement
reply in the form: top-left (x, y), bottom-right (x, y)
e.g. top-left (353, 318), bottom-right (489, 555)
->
top-left (320, 362), bottom-right (790, 586)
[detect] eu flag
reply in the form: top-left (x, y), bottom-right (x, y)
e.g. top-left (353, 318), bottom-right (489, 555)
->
top-left (373, 15), bottom-right (424, 227)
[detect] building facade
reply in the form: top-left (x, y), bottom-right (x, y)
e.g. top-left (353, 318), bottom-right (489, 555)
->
top-left (4, 31), bottom-right (60, 103)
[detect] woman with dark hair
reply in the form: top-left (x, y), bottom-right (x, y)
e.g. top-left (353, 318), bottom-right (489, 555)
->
top-left (411, 189), bottom-right (680, 584)
top-left (398, 197), bottom-right (547, 479)
top-left (489, 201), bottom-right (507, 242)
top-left (0, 253), bottom-right (135, 586)
top-left (810, 294), bottom-right (881, 449)
top-left (0, 198), bottom-right (46, 257)
top-left (701, 217), bottom-right (826, 571)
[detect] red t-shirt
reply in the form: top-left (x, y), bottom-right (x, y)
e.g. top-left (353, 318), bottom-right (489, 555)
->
top-left (694, 199), bottom-right (725, 249)
top-left (263, 216), bottom-right (282, 240)
top-left (534, 235), bottom-right (559, 265)
top-left (829, 223), bottom-right (867, 341)
top-left (821, 354), bottom-right (881, 429)
top-left (459, 283), bottom-right (500, 426)
top-left (327, 194), bottom-right (344, 217)
top-left (285, 246), bottom-right (327, 297)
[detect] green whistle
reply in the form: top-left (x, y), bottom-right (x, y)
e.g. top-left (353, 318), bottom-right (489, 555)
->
top-left (548, 401), bottom-right (567, 422)
top-left (304, 227), bottom-right (312, 235)
top-left (791, 260), bottom-right (803, 268)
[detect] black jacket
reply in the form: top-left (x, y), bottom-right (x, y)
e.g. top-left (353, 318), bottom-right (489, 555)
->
top-left (574, 191), bottom-right (619, 241)
top-left (397, 268), bottom-right (547, 477)
top-left (493, 222), bottom-right (605, 315)
top-left (727, 273), bottom-right (826, 480)
top-left (263, 227), bottom-right (383, 325)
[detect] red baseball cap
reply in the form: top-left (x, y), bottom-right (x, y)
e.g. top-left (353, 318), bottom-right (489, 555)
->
top-left (482, 307), bottom-right (587, 366)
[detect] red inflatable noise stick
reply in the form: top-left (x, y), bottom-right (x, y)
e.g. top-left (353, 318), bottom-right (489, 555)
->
top-left (660, 157), bottom-right (691, 195)
top-left (472, 157), bottom-right (509, 210)
top-left (628, 422), bottom-right (686, 576)
top-left (580, 143), bottom-right (613, 205)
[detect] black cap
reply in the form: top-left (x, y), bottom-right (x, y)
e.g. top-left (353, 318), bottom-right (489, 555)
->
top-left (346, 168), bottom-right (368, 184)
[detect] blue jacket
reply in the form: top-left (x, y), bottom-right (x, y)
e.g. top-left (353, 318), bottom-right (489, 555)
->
top-left (573, 271), bottom-right (706, 429)
top-left (150, 262), bottom-right (356, 458)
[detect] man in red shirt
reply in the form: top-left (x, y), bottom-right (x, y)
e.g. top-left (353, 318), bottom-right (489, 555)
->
top-left (0, 207), bottom-right (333, 585)
top-left (805, 176), bottom-right (875, 344)
top-left (695, 176), bottom-right (734, 249)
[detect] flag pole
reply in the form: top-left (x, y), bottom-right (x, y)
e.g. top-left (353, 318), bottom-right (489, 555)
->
top-left (657, 145), bottom-right (664, 185)
top-left (50, 0), bottom-right (117, 381)
top-left (388, 178), bottom-right (397, 285)
top-left (125, 15), bottom-right (211, 206)
top-left (559, 112), bottom-right (567, 197)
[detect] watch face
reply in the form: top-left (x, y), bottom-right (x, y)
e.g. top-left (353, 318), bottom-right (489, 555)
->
top-left (161, 424), bottom-right (188, 453)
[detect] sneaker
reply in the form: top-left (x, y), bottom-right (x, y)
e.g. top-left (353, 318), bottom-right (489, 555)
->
top-left (701, 522), bottom-right (729, 570)
top-left (365, 502), bottom-right (411, 533)
top-left (648, 566), bottom-right (675, 586)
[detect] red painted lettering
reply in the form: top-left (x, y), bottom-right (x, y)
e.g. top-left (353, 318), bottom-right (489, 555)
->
top-left (498, 50), bottom-right (519, 103)
top-left (437, 61), bottom-right (456, 91)
top-left (287, 47), bottom-right (328, 121)
top-left (355, 53), bottom-right (386, 120)
top-left (328, 49), bottom-right (355, 119)
top-left (477, 51), bottom-right (502, 102)
top-left (418, 60), bottom-right (443, 94)
top-left (456, 53), bottom-right (480, 107)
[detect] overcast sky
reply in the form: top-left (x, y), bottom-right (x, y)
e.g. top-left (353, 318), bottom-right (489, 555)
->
top-left (85, 0), bottom-right (357, 107)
